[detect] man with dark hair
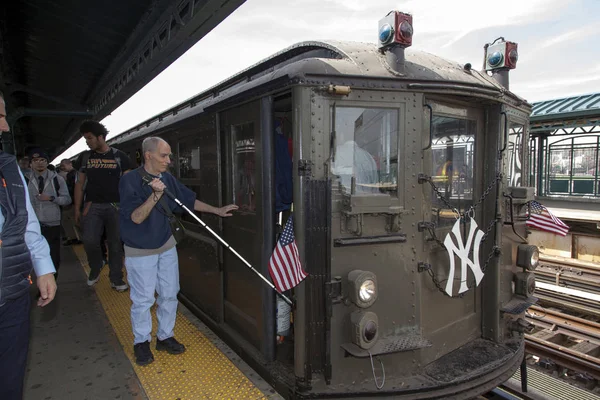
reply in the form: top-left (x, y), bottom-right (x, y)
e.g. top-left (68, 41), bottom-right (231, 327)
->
top-left (0, 92), bottom-right (57, 399)
top-left (74, 120), bottom-right (133, 291)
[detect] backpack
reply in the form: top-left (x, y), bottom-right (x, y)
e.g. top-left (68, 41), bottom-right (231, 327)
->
top-left (65, 169), bottom-right (76, 198)
top-left (78, 147), bottom-right (123, 173)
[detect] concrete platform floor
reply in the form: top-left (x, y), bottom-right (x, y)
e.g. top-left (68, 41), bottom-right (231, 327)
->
top-left (24, 246), bottom-right (146, 400)
top-left (23, 245), bottom-right (282, 400)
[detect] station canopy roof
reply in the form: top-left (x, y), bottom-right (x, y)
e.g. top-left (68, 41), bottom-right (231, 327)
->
top-left (530, 92), bottom-right (600, 133)
top-left (0, 0), bottom-right (245, 158)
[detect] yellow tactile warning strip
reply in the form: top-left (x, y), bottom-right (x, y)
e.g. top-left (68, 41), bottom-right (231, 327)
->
top-left (72, 245), bottom-right (267, 400)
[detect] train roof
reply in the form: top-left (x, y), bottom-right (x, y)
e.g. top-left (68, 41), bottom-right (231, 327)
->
top-left (109, 40), bottom-right (530, 146)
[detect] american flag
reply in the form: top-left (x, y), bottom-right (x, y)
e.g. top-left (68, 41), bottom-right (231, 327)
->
top-left (526, 200), bottom-right (569, 236)
top-left (268, 216), bottom-right (307, 292)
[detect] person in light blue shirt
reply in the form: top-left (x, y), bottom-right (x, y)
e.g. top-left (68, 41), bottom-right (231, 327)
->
top-left (0, 90), bottom-right (56, 400)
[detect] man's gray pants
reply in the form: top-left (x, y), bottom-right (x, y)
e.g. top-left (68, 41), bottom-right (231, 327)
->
top-left (82, 203), bottom-right (124, 283)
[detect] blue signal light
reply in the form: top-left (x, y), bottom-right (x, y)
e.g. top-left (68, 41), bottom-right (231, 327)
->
top-left (488, 51), bottom-right (503, 68)
top-left (379, 23), bottom-right (394, 44)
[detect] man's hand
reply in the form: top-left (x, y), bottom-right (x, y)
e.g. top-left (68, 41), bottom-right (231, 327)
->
top-left (38, 193), bottom-right (52, 201)
top-left (216, 204), bottom-right (238, 217)
top-left (150, 178), bottom-right (166, 193)
top-left (74, 209), bottom-right (81, 225)
top-left (37, 273), bottom-right (57, 307)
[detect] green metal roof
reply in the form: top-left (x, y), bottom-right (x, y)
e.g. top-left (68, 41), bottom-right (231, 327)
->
top-left (531, 92), bottom-right (600, 123)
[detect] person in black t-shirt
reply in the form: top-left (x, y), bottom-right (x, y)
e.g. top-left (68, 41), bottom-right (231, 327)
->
top-left (74, 120), bottom-right (134, 292)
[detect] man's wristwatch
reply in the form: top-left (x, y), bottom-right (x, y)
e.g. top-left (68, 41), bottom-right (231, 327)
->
top-left (49, 196), bottom-right (56, 202)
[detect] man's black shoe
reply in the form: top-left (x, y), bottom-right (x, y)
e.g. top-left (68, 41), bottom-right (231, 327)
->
top-left (87, 268), bottom-right (101, 286)
top-left (156, 337), bottom-right (186, 355)
top-left (133, 341), bottom-right (154, 366)
top-left (110, 279), bottom-right (129, 292)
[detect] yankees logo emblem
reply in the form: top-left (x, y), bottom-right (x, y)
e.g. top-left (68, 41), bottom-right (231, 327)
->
top-left (443, 217), bottom-right (485, 296)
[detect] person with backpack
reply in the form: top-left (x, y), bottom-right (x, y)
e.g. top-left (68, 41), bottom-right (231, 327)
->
top-left (59, 158), bottom-right (82, 245)
top-left (26, 148), bottom-right (71, 282)
top-left (74, 120), bottom-right (134, 292)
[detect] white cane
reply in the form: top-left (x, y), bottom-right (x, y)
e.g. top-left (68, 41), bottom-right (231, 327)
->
top-left (142, 176), bottom-right (293, 306)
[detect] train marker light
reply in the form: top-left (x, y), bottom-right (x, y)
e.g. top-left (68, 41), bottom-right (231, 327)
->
top-left (378, 11), bottom-right (413, 50)
top-left (350, 311), bottom-right (379, 350)
top-left (487, 51), bottom-right (503, 68)
top-left (514, 272), bottom-right (536, 298)
top-left (516, 244), bottom-right (539, 271)
top-left (484, 38), bottom-right (518, 71)
top-left (348, 270), bottom-right (378, 308)
top-left (379, 23), bottom-right (394, 45)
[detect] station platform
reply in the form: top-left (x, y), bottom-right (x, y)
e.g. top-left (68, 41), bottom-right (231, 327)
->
top-left (24, 244), bottom-right (282, 400)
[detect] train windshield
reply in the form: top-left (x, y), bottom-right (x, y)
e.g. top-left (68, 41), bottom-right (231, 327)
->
top-left (331, 107), bottom-right (398, 196)
top-left (431, 115), bottom-right (476, 228)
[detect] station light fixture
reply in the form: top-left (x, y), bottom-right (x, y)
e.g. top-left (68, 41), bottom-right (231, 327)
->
top-left (485, 38), bottom-right (518, 71)
top-left (347, 270), bottom-right (378, 308)
top-left (378, 11), bottom-right (413, 50)
top-left (516, 244), bottom-right (539, 271)
top-left (350, 311), bottom-right (379, 350)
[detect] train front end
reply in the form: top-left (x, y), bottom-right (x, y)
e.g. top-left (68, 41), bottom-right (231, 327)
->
top-left (291, 11), bottom-right (537, 399)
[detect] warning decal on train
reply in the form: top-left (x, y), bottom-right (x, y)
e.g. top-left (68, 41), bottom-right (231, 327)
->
top-left (443, 217), bottom-right (485, 296)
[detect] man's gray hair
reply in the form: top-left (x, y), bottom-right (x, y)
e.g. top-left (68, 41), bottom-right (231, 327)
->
top-left (142, 137), bottom-right (167, 154)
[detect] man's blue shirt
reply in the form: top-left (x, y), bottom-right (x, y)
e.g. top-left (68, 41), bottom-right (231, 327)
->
top-left (119, 168), bottom-right (196, 249)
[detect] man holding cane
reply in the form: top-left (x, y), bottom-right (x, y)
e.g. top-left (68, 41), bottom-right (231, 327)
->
top-left (119, 136), bottom-right (237, 366)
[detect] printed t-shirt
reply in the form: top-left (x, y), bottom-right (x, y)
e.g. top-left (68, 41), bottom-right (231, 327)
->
top-left (76, 148), bottom-right (133, 203)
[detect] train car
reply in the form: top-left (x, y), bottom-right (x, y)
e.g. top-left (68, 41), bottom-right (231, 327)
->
top-left (107, 11), bottom-right (539, 399)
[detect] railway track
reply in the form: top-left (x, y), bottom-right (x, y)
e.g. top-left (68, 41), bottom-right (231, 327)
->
top-left (522, 253), bottom-right (600, 394)
top-left (525, 304), bottom-right (600, 380)
top-left (535, 254), bottom-right (600, 294)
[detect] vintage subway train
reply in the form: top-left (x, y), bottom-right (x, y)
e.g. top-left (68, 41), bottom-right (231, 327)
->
top-left (101, 11), bottom-right (539, 399)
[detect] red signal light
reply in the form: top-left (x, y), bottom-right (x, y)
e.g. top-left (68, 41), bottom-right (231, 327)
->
top-left (505, 41), bottom-right (518, 69)
top-left (395, 13), bottom-right (413, 47)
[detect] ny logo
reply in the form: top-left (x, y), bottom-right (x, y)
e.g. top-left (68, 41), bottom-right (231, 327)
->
top-left (443, 217), bottom-right (485, 296)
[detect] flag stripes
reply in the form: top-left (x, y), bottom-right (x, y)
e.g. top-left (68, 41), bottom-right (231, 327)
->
top-left (526, 201), bottom-right (569, 236)
top-left (268, 216), bottom-right (307, 292)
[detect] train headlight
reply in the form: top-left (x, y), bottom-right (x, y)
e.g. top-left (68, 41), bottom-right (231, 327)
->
top-left (350, 311), bottom-right (379, 349)
top-left (348, 270), bottom-right (378, 308)
top-left (517, 244), bottom-right (539, 270)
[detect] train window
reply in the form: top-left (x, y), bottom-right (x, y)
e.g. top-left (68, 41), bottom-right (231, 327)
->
top-left (431, 116), bottom-right (476, 228)
top-left (232, 122), bottom-right (256, 213)
top-left (547, 135), bottom-right (600, 196)
top-left (179, 136), bottom-right (201, 179)
top-left (507, 122), bottom-right (525, 187)
top-left (331, 107), bottom-right (399, 196)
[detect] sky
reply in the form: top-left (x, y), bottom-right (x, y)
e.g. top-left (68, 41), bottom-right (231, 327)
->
top-left (52, 0), bottom-right (600, 163)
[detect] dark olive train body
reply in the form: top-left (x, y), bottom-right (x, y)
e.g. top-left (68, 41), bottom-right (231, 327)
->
top-left (106, 39), bottom-right (535, 398)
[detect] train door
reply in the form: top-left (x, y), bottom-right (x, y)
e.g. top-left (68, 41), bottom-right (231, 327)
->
top-left (422, 101), bottom-right (485, 354)
top-left (175, 118), bottom-right (225, 323)
top-left (220, 99), bottom-right (275, 357)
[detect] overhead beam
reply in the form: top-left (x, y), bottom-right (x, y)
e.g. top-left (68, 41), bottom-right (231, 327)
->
top-left (89, 0), bottom-right (246, 118)
top-left (57, 0), bottom-right (245, 156)
top-left (5, 82), bottom-right (90, 111)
